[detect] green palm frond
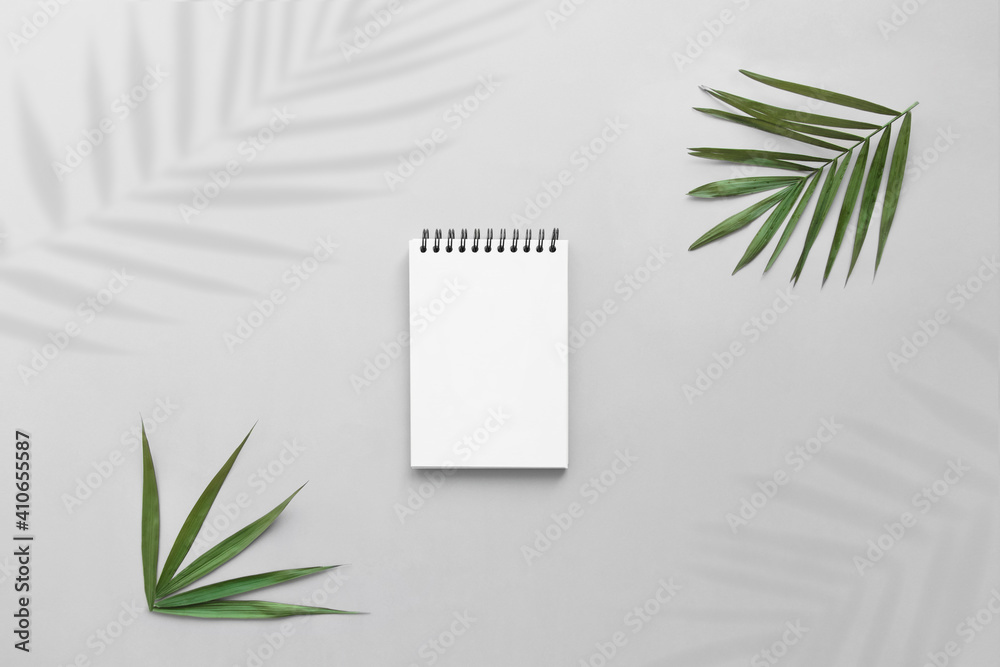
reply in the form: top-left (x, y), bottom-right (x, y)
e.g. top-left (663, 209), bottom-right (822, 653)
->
top-left (139, 420), bottom-right (358, 618)
top-left (687, 70), bottom-right (917, 284)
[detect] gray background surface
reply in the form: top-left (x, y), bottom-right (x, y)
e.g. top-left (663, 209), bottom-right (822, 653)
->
top-left (0, 1), bottom-right (997, 665)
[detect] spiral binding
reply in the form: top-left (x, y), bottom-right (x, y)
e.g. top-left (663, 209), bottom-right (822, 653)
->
top-left (420, 228), bottom-right (560, 254)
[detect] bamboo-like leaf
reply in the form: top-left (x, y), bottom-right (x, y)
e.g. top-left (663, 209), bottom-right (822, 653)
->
top-left (764, 172), bottom-right (823, 273)
top-left (156, 485), bottom-right (305, 599)
top-left (733, 180), bottom-right (804, 274)
top-left (766, 110), bottom-right (879, 130)
top-left (156, 566), bottom-right (337, 608)
top-left (689, 188), bottom-right (792, 250)
top-left (695, 108), bottom-right (844, 152)
top-left (688, 176), bottom-right (802, 198)
top-left (740, 70), bottom-right (901, 116)
top-left (775, 121), bottom-right (863, 142)
top-left (701, 88), bottom-right (864, 141)
top-left (824, 138), bottom-right (871, 284)
top-left (848, 126), bottom-right (892, 282)
top-left (153, 600), bottom-right (356, 619)
top-left (699, 88), bottom-right (879, 129)
top-left (792, 152), bottom-right (852, 283)
top-left (141, 422), bottom-right (160, 612)
top-left (688, 149), bottom-right (816, 172)
top-left (875, 112), bottom-right (912, 276)
top-left (689, 148), bottom-right (829, 163)
top-left (156, 426), bottom-right (255, 595)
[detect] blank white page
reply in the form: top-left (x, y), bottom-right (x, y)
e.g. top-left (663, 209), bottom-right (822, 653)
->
top-left (409, 235), bottom-right (568, 468)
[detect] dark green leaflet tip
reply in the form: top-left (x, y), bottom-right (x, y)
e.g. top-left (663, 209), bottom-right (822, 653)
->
top-left (791, 153), bottom-right (852, 283)
top-left (847, 125), bottom-right (893, 283)
top-left (151, 600), bottom-right (361, 619)
top-left (824, 138), bottom-right (871, 285)
top-left (688, 176), bottom-right (802, 198)
top-left (689, 187), bottom-right (791, 251)
top-left (875, 112), bottom-right (912, 277)
top-left (739, 70), bottom-right (901, 116)
top-left (141, 421), bottom-right (160, 612)
top-left (687, 148), bottom-right (819, 172)
top-left (688, 148), bottom-right (828, 162)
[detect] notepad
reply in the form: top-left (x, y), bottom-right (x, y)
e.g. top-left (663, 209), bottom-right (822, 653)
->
top-left (409, 228), bottom-right (568, 469)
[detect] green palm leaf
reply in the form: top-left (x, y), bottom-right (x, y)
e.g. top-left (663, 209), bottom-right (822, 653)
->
top-left (156, 426), bottom-right (255, 595)
top-left (689, 188), bottom-right (792, 250)
top-left (152, 600), bottom-right (356, 619)
top-left (700, 87), bottom-right (880, 129)
top-left (765, 172), bottom-right (823, 273)
top-left (156, 485), bottom-right (305, 599)
top-left (739, 70), bottom-right (901, 115)
top-left (701, 88), bottom-right (865, 141)
top-left (774, 121), bottom-right (864, 142)
top-left (687, 70), bottom-right (918, 283)
top-left (733, 180), bottom-right (804, 274)
top-left (688, 148), bottom-right (818, 172)
top-left (695, 108), bottom-right (844, 152)
top-left (688, 176), bottom-right (803, 198)
top-left (689, 148), bottom-right (828, 163)
top-left (139, 425), bottom-right (355, 620)
top-left (848, 126), bottom-right (893, 282)
top-left (156, 566), bottom-right (338, 608)
top-left (791, 153), bottom-right (852, 283)
top-left (141, 422), bottom-right (160, 612)
top-left (876, 112), bottom-right (913, 276)
top-left (824, 138), bottom-right (871, 284)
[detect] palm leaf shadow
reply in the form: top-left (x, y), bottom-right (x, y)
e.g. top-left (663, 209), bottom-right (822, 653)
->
top-left (658, 361), bottom-right (997, 665)
top-left (2, 0), bottom-right (531, 349)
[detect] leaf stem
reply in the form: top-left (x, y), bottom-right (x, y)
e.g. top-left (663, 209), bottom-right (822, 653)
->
top-left (818, 102), bottom-right (919, 164)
